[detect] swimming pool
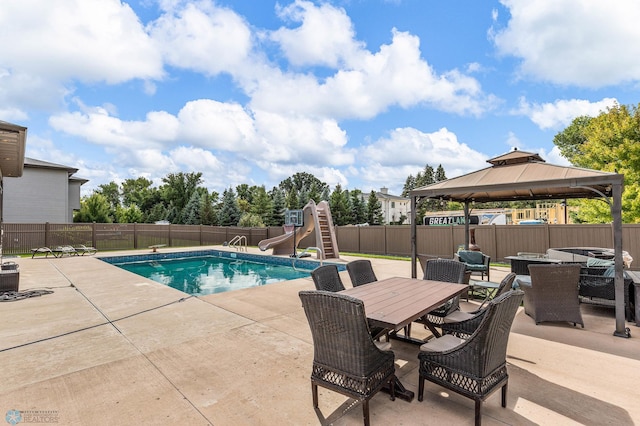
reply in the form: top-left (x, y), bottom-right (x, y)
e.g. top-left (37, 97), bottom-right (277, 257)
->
top-left (100, 249), bottom-right (343, 296)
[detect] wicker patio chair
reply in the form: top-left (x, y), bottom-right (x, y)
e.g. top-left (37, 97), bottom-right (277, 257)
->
top-left (455, 250), bottom-right (491, 281)
top-left (418, 290), bottom-right (524, 426)
top-left (421, 258), bottom-right (468, 322)
top-left (404, 259), bottom-right (468, 339)
top-left (310, 264), bottom-right (345, 292)
top-left (522, 264), bottom-right (584, 327)
top-left (441, 273), bottom-right (517, 338)
top-left (346, 259), bottom-right (378, 287)
top-left (299, 290), bottom-right (396, 426)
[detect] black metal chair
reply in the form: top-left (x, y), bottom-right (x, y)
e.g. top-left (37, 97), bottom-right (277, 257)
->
top-left (346, 259), bottom-right (378, 287)
top-left (310, 264), bottom-right (345, 292)
top-left (418, 290), bottom-right (524, 426)
top-left (441, 273), bottom-right (517, 338)
top-left (299, 290), bottom-right (396, 426)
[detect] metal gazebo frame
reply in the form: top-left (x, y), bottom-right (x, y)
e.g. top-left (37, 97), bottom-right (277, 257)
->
top-left (409, 150), bottom-right (629, 338)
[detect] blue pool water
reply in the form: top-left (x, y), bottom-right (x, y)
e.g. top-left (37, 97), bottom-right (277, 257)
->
top-left (101, 250), bottom-right (339, 296)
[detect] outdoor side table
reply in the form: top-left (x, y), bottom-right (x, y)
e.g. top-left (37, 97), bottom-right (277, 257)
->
top-left (469, 279), bottom-right (501, 308)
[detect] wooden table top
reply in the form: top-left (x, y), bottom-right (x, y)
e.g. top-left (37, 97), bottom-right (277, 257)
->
top-left (340, 277), bottom-right (468, 331)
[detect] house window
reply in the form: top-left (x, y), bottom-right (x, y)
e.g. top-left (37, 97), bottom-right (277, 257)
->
top-left (391, 201), bottom-right (395, 208)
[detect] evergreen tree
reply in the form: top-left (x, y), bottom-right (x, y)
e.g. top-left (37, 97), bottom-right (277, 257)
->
top-left (285, 189), bottom-right (299, 210)
top-left (182, 191), bottom-right (203, 224)
top-left (329, 184), bottom-right (350, 225)
top-left (269, 188), bottom-right (286, 226)
top-left (366, 190), bottom-right (384, 225)
top-left (218, 188), bottom-right (242, 226)
top-left (350, 189), bottom-right (367, 224)
top-left (401, 175), bottom-right (416, 197)
top-left (199, 191), bottom-right (218, 226)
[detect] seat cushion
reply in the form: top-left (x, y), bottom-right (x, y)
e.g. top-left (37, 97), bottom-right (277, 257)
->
top-left (458, 250), bottom-right (484, 265)
top-left (420, 334), bottom-right (465, 352)
top-left (443, 310), bottom-right (475, 323)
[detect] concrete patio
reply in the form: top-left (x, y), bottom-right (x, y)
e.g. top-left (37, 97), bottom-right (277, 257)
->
top-left (1, 246), bottom-right (639, 425)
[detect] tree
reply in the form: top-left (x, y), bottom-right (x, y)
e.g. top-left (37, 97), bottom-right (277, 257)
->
top-left (218, 188), bottom-right (242, 226)
top-left (182, 191), bottom-right (203, 224)
top-left (269, 188), bottom-right (286, 226)
top-left (329, 184), bottom-right (350, 225)
top-left (200, 191), bottom-right (218, 226)
top-left (74, 193), bottom-right (112, 223)
top-left (116, 204), bottom-right (143, 224)
top-left (401, 175), bottom-right (416, 197)
top-left (95, 181), bottom-right (120, 221)
top-left (350, 189), bottom-right (367, 224)
top-left (553, 103), bottom-right (640, 223)
top-left (238, 212), bottom-right (265, 227)
top-left (250, 186), bottom-right (274, 225)
top-left (161, 172), bottom-right (203, 223)
top-left (366, 190), bottom-right (384, 225)
top-left (279, 172), bottom-right (329, 208)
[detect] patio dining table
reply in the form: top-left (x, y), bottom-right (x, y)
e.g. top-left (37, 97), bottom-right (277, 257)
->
top-left (340, 276), bottom-right (468, 401)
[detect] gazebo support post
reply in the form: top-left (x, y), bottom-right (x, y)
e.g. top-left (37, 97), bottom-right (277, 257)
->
top-left (411, 195), bottom-right (418, 278)
top-left (463, 201), bottom-right (470, 250)
top-left (612, 182), bottom-right (629, 337)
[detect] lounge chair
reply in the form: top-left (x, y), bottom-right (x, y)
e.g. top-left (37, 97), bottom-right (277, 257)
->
top-left (31, 247), bottom-right (56, 258)
top-left (74, 244), bottom-right (97, 255)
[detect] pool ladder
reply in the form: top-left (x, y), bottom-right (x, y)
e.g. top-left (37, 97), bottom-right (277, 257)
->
top-left (229, 235), bottom-right (247, 251)
top-left (292, 247), bottom-right (323, 271)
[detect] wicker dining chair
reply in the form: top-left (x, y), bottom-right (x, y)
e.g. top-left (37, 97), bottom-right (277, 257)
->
top-left (310, 264), bottom-right (345, 292)
top-left (440, 273), bottom-right (517, 338)
top-left (346, 259), bottom-right (378, 287)
top-left (299, 290), bottom-right (396, 426)
top-left (422, 258), bottom-right (468, 322)
top-left (523, 264), bottom-right (584, 327)
top-left (418, 290), bottom-right (524, 426)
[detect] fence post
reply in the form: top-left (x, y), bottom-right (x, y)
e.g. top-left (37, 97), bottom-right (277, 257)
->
top-left (133, 223), bottom-right (138, 249)
top-left (92, 222), bottom-right (97, 248)
top-left (45, 222), bottom-right (50, 247)
top-left (168, 224), bottom-right (172, 247)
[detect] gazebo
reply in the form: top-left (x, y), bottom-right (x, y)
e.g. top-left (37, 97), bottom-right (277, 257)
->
top-left (409, 150), bottom-right (629, 337)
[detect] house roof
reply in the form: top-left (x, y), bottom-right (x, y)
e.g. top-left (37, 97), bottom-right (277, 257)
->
top-left (25, 157), bottom-right (79, 175)
top-left (0, 120), bottom-right (27, 178)
top-left (409, 149), bottom-right (623, 202)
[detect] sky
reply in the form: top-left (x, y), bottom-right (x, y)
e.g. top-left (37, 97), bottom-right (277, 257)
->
top-left (1, 0), bottom-right (639, 198)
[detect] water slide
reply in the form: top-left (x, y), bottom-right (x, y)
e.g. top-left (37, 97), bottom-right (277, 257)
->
top-left (258, 200), bottom-right (339, 260)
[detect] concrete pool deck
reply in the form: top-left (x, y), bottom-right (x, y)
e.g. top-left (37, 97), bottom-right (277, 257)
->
top-left (1, 246), bottom-right (640, 425)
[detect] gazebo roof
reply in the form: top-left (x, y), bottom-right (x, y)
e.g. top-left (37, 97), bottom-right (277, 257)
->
top-left (409, 149), bottom-right (623, 203)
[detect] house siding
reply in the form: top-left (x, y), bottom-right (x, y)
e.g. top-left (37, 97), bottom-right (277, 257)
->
top-left (4, 168), bottom-right (71, 223)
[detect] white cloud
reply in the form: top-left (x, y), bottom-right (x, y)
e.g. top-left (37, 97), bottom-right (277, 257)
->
top-left (271, 0), bottom-right (365, 68)
top-left (0, 0), bottom-right (163, 84)
top-left (493, 0), bottom-right (640, 87)
top-left (358, 127), bottom-right (488, 190)
top-left (515, 97), bottom-right (618, 130)
top-left (149, 1), bottom-right (252, 75)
